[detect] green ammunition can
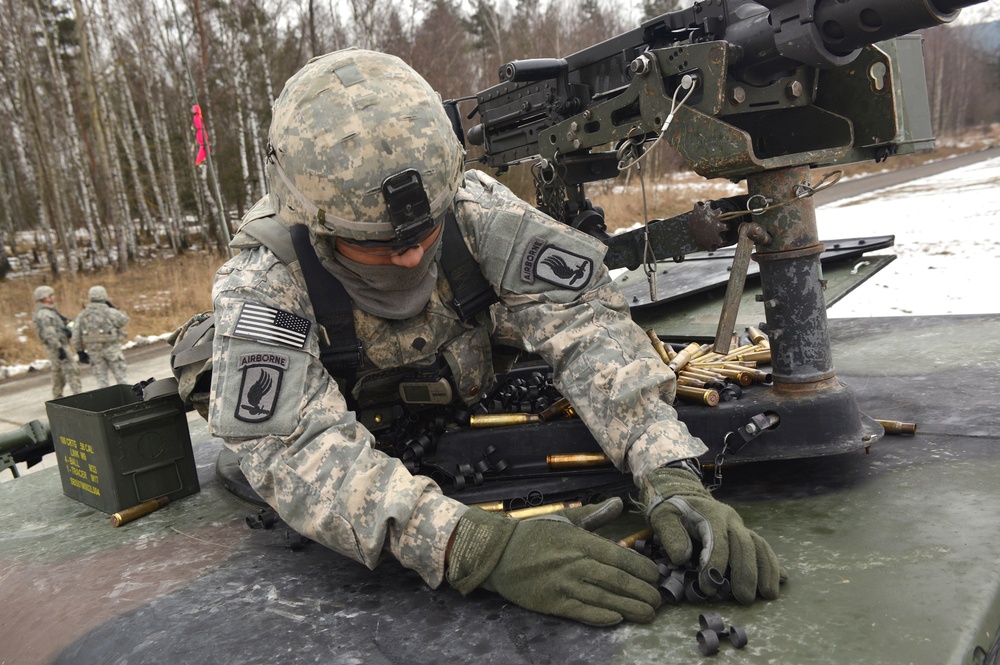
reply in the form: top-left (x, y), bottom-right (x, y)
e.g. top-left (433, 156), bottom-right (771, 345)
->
top-left (45, 385), bottom-right (200, 514)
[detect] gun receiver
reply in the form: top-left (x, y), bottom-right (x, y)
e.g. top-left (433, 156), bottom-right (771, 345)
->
top-left (458, 0), bottom-right (983, 464)
top-left (468, 0), bottom-right (985, 186)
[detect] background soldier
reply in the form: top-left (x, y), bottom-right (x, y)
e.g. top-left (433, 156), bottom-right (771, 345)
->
top-left (32, 285), bottom-right (82, 399)
top-left (204, 50), bottom-right (782, 627)
top-left (73, 285), bottom-right (130, 388)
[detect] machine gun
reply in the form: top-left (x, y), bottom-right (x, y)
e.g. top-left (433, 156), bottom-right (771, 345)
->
top-left (0, 420), bottom-right (53, 479)
top-left (452, 0), bottom-right (987, 469)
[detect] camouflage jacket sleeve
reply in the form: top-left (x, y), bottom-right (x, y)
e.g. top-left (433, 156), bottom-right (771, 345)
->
top-left (209, 244), bottom-right (466, 587)
top-left (455, 171), bottom-right (707, 483)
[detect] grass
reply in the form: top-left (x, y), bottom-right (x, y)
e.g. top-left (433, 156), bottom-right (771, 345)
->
top-left (1, 252), bottom-right (225, 369)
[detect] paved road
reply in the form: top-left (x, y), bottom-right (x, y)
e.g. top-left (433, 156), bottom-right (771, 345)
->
top-left (812, 145), bottom-right (1000, 206)
top-left (0, 341), bottom-right (176, 428)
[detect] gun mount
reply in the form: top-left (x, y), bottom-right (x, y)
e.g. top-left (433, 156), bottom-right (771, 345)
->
top-left (460, 0), bottom-right (988, 466)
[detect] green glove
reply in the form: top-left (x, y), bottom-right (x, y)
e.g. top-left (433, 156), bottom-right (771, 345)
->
top-left (542, 496), bottom-right (624, 531)
top-left (644, 467), bottom-right (783, 604)
top-left (446, 507), bottom-right (661, 626)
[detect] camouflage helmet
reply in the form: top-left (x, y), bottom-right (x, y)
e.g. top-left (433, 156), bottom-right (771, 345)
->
top-left (266, 49), bottom-right (465, 241)
top-left (34, 285), bottom-right (54, 302)
top-left (88, 285), bottom-right (108, 302)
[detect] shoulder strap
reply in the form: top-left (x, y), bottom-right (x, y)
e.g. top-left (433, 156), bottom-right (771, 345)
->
top-left (439, 211), bottom-right (499, 323)
top-left (232, 216), bottom-right (363, 387)
top-left (237, 217), bottom-right (299, 270)
top-left (288, 225), bottom-right (363, 386)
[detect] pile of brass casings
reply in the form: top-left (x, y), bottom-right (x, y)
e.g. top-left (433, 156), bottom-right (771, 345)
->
top-left (647, 329), bottom-right (773, 408)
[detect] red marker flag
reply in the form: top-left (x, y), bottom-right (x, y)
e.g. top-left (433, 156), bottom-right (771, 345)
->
top-left (192, 104), bottom-right (208, 166)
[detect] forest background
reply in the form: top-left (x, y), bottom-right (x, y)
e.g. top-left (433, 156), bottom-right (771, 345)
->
top-left (1, 0), bottom-right (998, 369)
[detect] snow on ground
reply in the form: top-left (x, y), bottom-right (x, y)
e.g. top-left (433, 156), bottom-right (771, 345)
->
top-left (818, 155), bottom-right (1000, 317)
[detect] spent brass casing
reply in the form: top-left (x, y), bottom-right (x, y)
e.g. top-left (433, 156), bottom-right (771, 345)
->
top-left (539, 397), bottom-right (573, 421)
top-left (617, 527), bottom-right (654, 549)
top-left (110, 496), bottom-right (169, 528)
top-left (679, 367), bottom-right (727, 382)
top-left (507, 501), bottom-right (582, 519)
top-left (469, 413), bottom-right (541, 428)
top-left (689, 361), bottom-right (759, 370)
top-left (738, 349), bottom-right (772, 363)
top-left (876, 419), bottom-right (918, 436)
top-left (691, 343), bottom-right (714, 361)
top-left (547, 452), bottom-right (613, 469)
top-left (723, 343), bottom-right (755, 359)
top-left (691, 352), bottom-right (725, 365)
top-left (646, 329), bottom-right (671, 365)
top-left (705, 367), bottom-right (753, 386)
top-left (676, 376), bottom-right (708, 388)
top-left (668, 342), bottom-right (702, 372)
top-left (471, 500), bottom-right (505, 512)
top-left (675, 385), bottom-right (720, 406)
top-left (746, 326), bottom-right (769, 346)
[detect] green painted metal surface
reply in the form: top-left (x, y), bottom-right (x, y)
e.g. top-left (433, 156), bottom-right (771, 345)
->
top-left (1, 315), bottom-right (998, 664)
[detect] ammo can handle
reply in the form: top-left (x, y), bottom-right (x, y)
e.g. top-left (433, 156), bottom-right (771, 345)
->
top-left (112, 406), bottom-right (180, 432)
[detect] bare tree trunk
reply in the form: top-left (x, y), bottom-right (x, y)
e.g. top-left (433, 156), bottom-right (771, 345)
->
top-left (309, 0), bottom-right (319, 58)
top-left (152, 82), bottom-right (188, 252)
top-left (73, 0), bottom-right (127, 271)
top-left (31, 0), bottom-right (100, 269)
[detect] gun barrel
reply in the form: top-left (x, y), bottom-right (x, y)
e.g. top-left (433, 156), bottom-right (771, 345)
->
top-left (812, 0), bottom-right (963, 58)
top-left (500, 58), bottom-right (568, 83)
top-left (0, 420), bottom-right (51, 455)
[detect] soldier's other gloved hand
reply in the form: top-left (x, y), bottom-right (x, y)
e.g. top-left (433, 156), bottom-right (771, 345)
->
top-left (543, 496), bottom-right (624, 532)
top-left (446, 507), bottom-right (661, 626)
top-left (77, 350), bottom-right (90, 364)
top-left (58, 348), bottom-right (67, 361)
top-left (644, 467), bottom-right (783, 604)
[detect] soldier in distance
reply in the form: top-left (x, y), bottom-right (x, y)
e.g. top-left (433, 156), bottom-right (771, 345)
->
top-left (205, 49), bottom-right (783, 627)
top-left (73, 285), bottom-right (130, 388)
top-left (32, 285), bottom-right (82, 399)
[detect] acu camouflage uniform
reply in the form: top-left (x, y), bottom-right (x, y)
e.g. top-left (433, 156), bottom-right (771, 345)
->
top-left (33, 297), bottom-right (81, 399)
top-left (210, 171), bottom-right (706, 588)
top-left (73, 295), bottom-right (130, 387)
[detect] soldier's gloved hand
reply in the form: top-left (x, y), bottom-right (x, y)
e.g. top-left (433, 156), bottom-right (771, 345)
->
top-left (58, 348), bottom-right (67, 361)
top-left (644, 467), bottom-right (783, 604)
top-left (542, 496), bottom-right (624, 531)
top-left (77, 350), bottom-right (90, 364)
top-left (446, 507), bottom-right (661, 626)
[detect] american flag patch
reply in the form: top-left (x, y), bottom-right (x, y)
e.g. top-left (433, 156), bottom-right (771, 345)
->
top-left (233, 302), bottom-right (311, 349)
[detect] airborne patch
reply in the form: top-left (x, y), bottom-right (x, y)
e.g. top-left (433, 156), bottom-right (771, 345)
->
top-left (235, 353), bottom-right (288, 422)
top-left (526, 243), bottom-right (594, 291)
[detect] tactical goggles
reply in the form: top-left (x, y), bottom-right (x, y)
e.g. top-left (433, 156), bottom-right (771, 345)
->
top-left (337, 220), bottom-right (443, 256)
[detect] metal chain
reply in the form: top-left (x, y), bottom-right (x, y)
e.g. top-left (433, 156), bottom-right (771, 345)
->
top-left (717, 169), bottom-right (844, 222)
top-left (708, 437), bottom-right (728, 491)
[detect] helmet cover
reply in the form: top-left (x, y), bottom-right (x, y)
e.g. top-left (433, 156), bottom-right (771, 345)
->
top-left (34, 285), bottom-right (54, 302)
top-left (266, 49), bottom-right (465, 241)
top-left (88, 285), bottom-right (108, 302)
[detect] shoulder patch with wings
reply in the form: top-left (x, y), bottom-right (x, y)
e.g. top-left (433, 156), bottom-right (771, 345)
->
top-left (235, 352), bottom-right (289, 422)
top-left (523, 241), bottom-right (594, 291)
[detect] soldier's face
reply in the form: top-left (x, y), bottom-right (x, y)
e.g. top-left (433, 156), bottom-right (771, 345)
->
top-left (334, 224), bottom-right (443, 269)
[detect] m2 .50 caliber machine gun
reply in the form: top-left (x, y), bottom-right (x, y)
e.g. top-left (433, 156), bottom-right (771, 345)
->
top-left (448, 0), bottom-right (986, 470)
